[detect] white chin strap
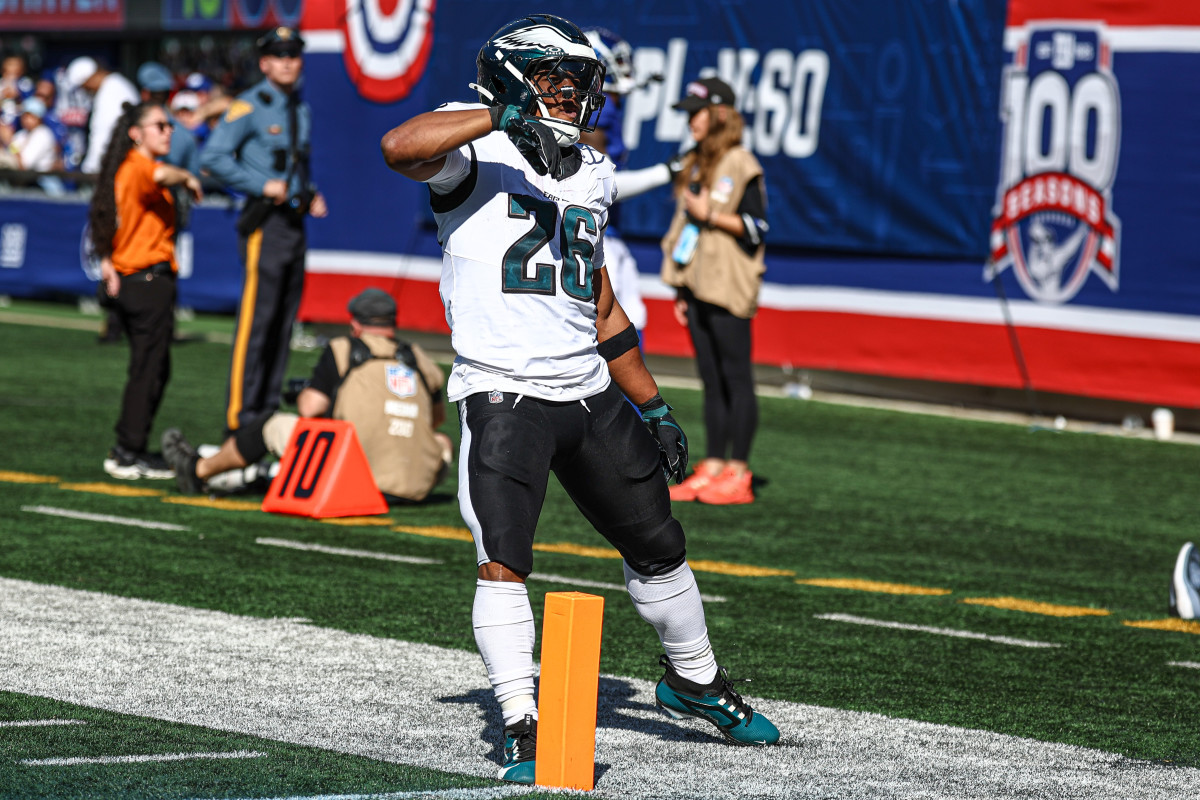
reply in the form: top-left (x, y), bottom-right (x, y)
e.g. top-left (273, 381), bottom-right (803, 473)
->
top-left (533, 96), bottom-right (581, 145)
top-left (543, 119), bottom-right (580, 146)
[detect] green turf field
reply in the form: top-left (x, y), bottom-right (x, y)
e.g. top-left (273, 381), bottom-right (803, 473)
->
top-left (1, 304), bottom-right (1198, 798)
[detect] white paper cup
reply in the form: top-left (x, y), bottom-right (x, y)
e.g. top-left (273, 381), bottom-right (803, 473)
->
top-left (1151, 407), bottom-right (1174, 441)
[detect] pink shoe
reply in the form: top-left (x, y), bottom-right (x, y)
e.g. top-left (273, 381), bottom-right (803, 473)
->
top-left (696, 467), bottom-right (754, 505)
top-left (669, 468), bottom-right (719, 502)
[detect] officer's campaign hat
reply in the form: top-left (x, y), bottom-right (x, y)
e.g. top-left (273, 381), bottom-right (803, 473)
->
top-left (348, 288), bottom-right (397, 326)
top-left (257, 27), bottom-right (306, 57)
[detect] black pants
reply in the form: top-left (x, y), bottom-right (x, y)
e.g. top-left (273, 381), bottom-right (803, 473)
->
top-left (458, 383), bottom-right (687, 577)
top-left (113, 266), bottom-right (176, 453)
top-left (225, 208), bottom-right (306, 435)
top-left (686, 296), bottom-right (758, 462)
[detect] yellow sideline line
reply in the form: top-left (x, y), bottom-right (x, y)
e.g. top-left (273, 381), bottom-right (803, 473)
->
top-left (1124, 618), bottom-right (1200, 635)
top-left (0, 469), bottom-right (1190, 637)
top-left (798, 578), bottom-right (951, 595)
top-left (58, 482), bottom-right (165, 498)
top-left (0, 470), bottom-right (58, 483)
top-left (960, 597), bottom-right (1110, 617)
top-left (161, 496), bottom-right (264, 512)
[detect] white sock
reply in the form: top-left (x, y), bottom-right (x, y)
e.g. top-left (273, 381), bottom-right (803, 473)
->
top-left (624, 561), bottom-right (718, 686)
top-left (472, 579), bottom-right (537, 726)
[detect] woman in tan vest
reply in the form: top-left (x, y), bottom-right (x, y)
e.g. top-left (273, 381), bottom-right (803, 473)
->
top-left (660, 77), bottom-right (768, 505)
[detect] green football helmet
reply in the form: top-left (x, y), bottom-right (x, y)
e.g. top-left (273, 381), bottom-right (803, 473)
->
top-left (473, 13), bottom-right (606, 146)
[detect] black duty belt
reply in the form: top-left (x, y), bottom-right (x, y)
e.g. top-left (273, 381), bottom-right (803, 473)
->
top-left (122, 261), bottom-right (173, 281)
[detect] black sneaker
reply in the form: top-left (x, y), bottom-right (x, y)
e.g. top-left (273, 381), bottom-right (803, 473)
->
top-left (103, 446), bottom-right (174, 480)
top-left (161, 429), bottom-right (204, 494)
top-left (654, 655), bottom-right (780, 745)
top-left (496, 714), bottom-right (537, 784)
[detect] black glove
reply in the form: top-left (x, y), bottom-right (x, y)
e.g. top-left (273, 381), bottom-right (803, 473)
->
top-left (638, 394), bottom-right (689, 484)
top-left (490, 103), bottom-right (563, 179)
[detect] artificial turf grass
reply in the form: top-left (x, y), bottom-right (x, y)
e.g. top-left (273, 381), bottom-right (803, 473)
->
top-left (0, 691), bottom-right (538, 800)
top-left (2, 320), bottom-right (1200, 768)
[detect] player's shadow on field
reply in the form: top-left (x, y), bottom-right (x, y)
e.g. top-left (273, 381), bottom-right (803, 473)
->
top-left (437, 676), bottom-right (727, 781)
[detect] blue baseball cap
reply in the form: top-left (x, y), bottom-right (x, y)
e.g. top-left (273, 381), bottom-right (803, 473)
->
top-left (184, 72), bottom-right (213, 92)
top-left (137, 62), bottom-right (173, 93)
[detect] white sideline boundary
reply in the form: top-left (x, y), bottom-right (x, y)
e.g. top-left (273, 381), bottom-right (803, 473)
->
top-left (20, 750), bottom-right (266, 766)
top-left (1, 578), bottom-right (1197, 799)
top-left (0, 719), bottom-right (86, 728)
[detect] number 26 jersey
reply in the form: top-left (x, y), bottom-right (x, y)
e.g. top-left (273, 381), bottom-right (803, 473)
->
top-left (423, 102), bottom-right (617, 403)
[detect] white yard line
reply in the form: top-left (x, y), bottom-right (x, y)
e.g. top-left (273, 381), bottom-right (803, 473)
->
top-left (0, 719), bottom-right (86, 727)
top-left (815, 612), bottom-right (1062, 648)
top-left (255, 538), bottom-right (441, 565)
top-left (529, 572), bottom-right (726, 603)
top-left (188, 788), bottom-right (532, 800)
top-left (21, 505), bottom-right (188, 531)
top-left (1169, 661), bottom-right (1200, 670)
top-left (19, 750), bottom-right (266, 766)
top-left (0, 578), bottom-right (1195, 799)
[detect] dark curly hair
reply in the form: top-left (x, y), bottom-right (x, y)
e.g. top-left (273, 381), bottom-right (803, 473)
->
top-left (88, 102), bottom-right (161, 258)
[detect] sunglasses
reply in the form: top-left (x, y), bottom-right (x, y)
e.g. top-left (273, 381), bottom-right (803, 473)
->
top-left (141, 120), bottom-right (174, 132)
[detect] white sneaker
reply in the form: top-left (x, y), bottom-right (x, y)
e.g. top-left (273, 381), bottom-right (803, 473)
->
top-left (1169, 542), bottom-right (1200, 619)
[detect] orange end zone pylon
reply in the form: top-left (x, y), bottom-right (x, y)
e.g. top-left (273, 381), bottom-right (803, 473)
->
top-left (261, 418), bottom-right (388, 518)
top-left (535, 591), bottom-right (605, 791)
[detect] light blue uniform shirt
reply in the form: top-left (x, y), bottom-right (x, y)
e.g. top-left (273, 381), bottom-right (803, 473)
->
top-left (200, 78), bottom-right (313, 199)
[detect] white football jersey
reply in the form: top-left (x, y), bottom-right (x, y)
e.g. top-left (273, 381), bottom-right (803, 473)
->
top-left (425, 102), bottom-right (618, 402)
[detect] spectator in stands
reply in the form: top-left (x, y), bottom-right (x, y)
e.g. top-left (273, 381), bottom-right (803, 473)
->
top-left (0, 53), bottom-right (34, 112)
top-left (52, 66), bottom-right (91, 172)
top-left (658, 77), bottom-right (769, 506)
top-left (169, 91), bottom-right (204, 137)
top-left (66, 56), bottom-right (139, 174)
top-left (32, 76), bottom-right (69, 155)
top-left (0, 97), bottom-right (63, 194)
top-left (89, 102), bottom-right (202, 479)
top-left (162, 288), bottom-right (454, 503)
top-left (183, 71), bottom-right (226, 145)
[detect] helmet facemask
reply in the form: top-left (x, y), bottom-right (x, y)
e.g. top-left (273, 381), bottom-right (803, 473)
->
top-left (524, 55), bottom-right (606, 146)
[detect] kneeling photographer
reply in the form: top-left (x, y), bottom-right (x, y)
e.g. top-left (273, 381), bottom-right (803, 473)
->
top-left (161, 288), bottom-right (453, 503)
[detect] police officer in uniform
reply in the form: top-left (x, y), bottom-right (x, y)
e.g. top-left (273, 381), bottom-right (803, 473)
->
top-left (162, 288), bottom-right (452, 502)
top-left (200, 27), bottom-right (328, 437)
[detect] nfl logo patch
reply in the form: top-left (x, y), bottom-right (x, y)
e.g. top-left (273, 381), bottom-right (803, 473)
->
top-left (385, 364), bottom-right (417, 398)
top-left (488, 390), bottom-right (504, 404)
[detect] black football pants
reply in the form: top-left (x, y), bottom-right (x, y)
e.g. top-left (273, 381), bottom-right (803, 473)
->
top-left (113, 267), bottom-right (176, 453)
top-left (225, 209), bottom-right (306, 436)
top-left (458, 383), bottom-right (687, 577)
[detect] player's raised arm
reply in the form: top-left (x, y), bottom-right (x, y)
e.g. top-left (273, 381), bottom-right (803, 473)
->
top-left (380, 107), bottom-right (492, 181)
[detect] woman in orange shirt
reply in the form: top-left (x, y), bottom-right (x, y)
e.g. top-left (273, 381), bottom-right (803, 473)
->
top-left (89, 102), bottom-right (202, 479)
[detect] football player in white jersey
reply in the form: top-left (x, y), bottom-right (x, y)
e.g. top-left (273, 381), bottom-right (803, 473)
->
top-left (381, 13), bottom-right (779, 783)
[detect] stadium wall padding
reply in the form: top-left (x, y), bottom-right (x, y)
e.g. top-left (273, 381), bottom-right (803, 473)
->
top-left (1, 0), bottom-right (1198, 407)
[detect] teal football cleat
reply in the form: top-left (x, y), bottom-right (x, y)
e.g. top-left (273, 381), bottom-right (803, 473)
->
top-left (1170, 541), bottom-right (1200, 620)
top-left (496, 714), bottom-right (537, 784)
top-left (655, 655), bottom-right (780, 746)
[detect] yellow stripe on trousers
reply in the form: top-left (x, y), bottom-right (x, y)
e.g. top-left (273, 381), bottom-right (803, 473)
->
top-left (227, 227), bottom-right (263, 431)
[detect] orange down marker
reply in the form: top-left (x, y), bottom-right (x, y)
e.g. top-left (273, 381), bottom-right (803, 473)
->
top-left (261, 418), bottom-right (387, 518)
top-left (535, 591), bottom-right (605, 791)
